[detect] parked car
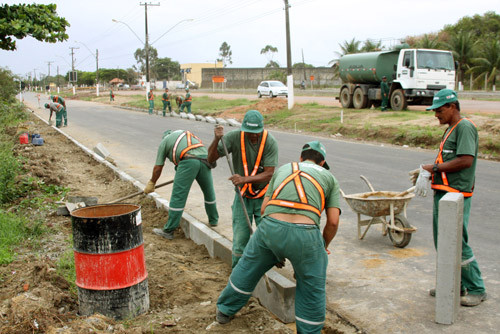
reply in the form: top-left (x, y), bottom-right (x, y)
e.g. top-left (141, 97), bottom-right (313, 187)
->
top-left (257, 80), bottom-right (288, 98)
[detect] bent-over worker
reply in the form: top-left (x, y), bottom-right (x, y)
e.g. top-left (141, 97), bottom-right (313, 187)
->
top-left (146, 130), bottom-right (219, 240)
top-left (50, 95), bottom-right (67, 127)
top-left (208, 110), bottom-right (278, 268)
top-left (216, 141), bottom-right (341, 334)
top-left (44, 102), bottom-right (64, 128)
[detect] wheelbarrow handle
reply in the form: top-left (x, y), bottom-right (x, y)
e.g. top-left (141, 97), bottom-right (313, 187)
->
top-left (360, 175), bottom-right (375, 192)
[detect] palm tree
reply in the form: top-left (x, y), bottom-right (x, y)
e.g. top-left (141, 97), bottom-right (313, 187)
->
top-left (329, 38), bottom-right (362, 66)
top-left (417, 34), bottom-right (441, 49)
top-left (469, 39), bottom-right (500, 89)
top-left (443, 30), bottom-right (476, 83)
top-left (362, 39), bottom-right (382, 52)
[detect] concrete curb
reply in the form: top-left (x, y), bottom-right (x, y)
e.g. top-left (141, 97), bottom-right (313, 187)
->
top-left (29, 109), bottom-right (296, 323)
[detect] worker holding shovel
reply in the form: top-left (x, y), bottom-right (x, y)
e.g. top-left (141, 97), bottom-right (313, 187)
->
top-left (44, 102), bottom-right (64, 128)
top-left (207, 110), bottom-right (278, 268)
top-left (146, 130), bottom-right (219, 240)
top-left (216, 141), bottom-right (341, 333)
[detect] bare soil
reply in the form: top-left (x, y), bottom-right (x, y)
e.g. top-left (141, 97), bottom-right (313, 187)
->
top-left (0, 112), bottom-right (356, 333)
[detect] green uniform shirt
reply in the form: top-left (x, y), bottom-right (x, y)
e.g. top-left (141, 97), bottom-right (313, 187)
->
top-left (155, 130), bottom-right (207, 166)
top-left (263, 161), bottom-right (340, 226)
top-left (381, 81), bottom-right (389, 95)
top-left (148, 91), bottom-right (154, 100)
top-left (162, 92), bottom-right (170, 101)
top-left (217, 129), bottom-right (278, 191)
top-left (52, 96), bottom-right (66, 107)
top-left (48, 102), bottom-right (64, 112)
top-left (432, 118), bottom-right (478, 193)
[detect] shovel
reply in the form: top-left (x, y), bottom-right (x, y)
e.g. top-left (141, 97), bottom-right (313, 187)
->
top-left (220, 134), bottom-right (273, 293)
top-left (109, 179), bottom-right (174, 204)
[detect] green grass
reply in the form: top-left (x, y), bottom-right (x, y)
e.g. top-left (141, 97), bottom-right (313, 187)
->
top-left (57, 236), bottom-right (77, 296)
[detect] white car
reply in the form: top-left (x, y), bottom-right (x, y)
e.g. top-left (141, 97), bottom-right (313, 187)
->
top-left (257, 80), bottom-right (288, 98)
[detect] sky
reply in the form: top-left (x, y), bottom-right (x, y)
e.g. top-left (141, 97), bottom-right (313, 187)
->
top-left (1, 0), bottom-right (498, 79)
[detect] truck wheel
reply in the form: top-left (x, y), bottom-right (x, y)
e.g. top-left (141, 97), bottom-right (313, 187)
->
top-left (340, 87), bottom-right (353, 108)
top-left (390, 89), bottom-right (407, 111)
top-left (353, 88), bottom-right (368, 109)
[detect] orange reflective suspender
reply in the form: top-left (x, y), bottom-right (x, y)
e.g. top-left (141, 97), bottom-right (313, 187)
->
top-left (431, 118), bottom-right (476, 197)
top-left (162, 93), bottom-right (170, 101)
top-left (239, 130), bottom-right (268, 198)
top-left (148, 92), bottom-right (154, 101)
top-left (171, 131), bottom-right (204, 165)
top-left (185, 93), bottom-right (192, 102)
top-left (267, 162), bottom-right (325, 217)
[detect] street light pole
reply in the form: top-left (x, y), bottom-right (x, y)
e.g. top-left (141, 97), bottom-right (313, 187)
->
top-left (75, 40), bottom-right (100, 96)
top-left (284, 0), bottom-right (294, 109)
top-left (140, 2), bottom-right (160, 92)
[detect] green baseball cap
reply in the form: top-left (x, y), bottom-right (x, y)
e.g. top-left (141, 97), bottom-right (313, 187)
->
top-left (426, 89), bottom-right (458, 110)
top-left (44, 103), bottom-right (50, 108)
top-left (302, 141), bottom-right (330, 170)
top-left (241, 110), bottom-right (264, 133)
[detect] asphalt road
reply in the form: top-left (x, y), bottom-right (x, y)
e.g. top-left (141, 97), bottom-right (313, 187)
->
top-left (24, 92), bottom-right (500, 333)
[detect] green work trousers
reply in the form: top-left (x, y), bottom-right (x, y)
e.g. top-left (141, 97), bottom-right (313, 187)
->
top-left (162, 101), bottom-right (172, 116)
top-left (433, 191), bottom-right (485, 295)
top-left (381, 95), bottom-right (388, 111)
top-left (231, 194), bottom-right (263, 268)
top-left (62, 107), bottom-right (67, 126)
top-left (163, 159), bottom-right (218, 232)
top-left (180, 101), bottom-right (191, 114)
top-left (217, 216), bottom-right (328, 334)
top-left (55, 110), bottom-right (63, 128)
top-left (148, 100), bottom-right (154, 114)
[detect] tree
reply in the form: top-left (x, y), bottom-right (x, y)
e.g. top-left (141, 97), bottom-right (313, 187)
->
top-left (265, 60), bottom-right (280, 68)
top-left (443, 30), bottom-right (476, 83)
top-left (153, 57), bottom-right (181, 81)
top-left (292, 62), bottom-right (314, 68)
top-left (260, 45), bottom-right (278, 67)
top-left (0, 4), bottom-right (69, 51)
top-left (217, 41), bottom-right (232, 67)
top-left (134, 46), bottom-right (159, 78)
top-left (0, 68), bottom-right (18, 102)
top-left (329, 38), bottom-right (362, 65)
top-left (469, 39), bottom-right (500, 89)
top-left (361, 39), bottom-right (382, 52)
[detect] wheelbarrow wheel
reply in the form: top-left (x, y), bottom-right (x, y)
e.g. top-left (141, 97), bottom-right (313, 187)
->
top-left (388, 215), bottom-right (412, 248)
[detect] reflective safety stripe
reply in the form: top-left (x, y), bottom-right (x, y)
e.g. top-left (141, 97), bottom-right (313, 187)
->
top-left (295, 315), bottom-right (325, 326)
top-left (148, 93), bottom-right (154, 100)
top-left (239, 130), bottom-right (269, 199)
top-left (185, 94), bottom-right (192, 102)
top-left (172, 131), bottom-right (204, 165)
top-left (229, 278), bottom-right (252, 295)
top-left (431, 118), bottom-right (476, 198)
top-left (204, 200), bottom-right (216, 204)
top-left (462, 256), bottom-right (476, 266)
top-left (169, 207), bottom-right (184, 212)
top-left (267, 162), bottom-right (325, 217)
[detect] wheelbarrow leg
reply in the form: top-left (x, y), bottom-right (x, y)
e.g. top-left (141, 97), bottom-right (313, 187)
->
top-left (357, 213), bottom-right (361, 239)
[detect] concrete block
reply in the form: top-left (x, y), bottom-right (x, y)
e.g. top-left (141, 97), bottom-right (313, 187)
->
top-left (180, 112), bottom-right (188, 119)
top-left (215, 118), bottom-right (228, 126)
top-left (67, 196), bottom-right (98, 206)
top-left (195, 115), bottom-right (206, 122)
top-left (93, 143), bottom-right (110, 159)
top-left (171, 111), bottom-right (181, 118)
top-left (213, 237), bottom-right (232, 265)
top-left (227, 118), bottom-right (241, 127)
top-left (205, 116), bottom-right (217, 124)
top-left (66, 202), bottom-right (86, 213)
top-left (435, 192), bottom-right (464, 325)
top-left (187, 114), bottom-right (196, 121)
top-left (254, 269), bottom-right (296, 323)
top-left (187, 221), bottom-right (221, 257)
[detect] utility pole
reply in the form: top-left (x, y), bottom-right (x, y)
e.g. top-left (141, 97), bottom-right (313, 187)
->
top-left (140, 2), bottom-right (160, 91)
top-left (57, 65), bottom-right (60, 89)
top-left (284, 0), bottom-right (292, 75)
top-left (69, 46), bottom-right (79, 84)
top-left (301, 48), bottom-right (306, 81)
top-left (47, 61), bottom-right (53, 78)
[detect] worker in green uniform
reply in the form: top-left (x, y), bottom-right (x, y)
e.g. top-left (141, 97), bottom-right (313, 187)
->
top-left (216, 141), bottom-right (341, 333)
top-left (109, 89), bottom-right (114, 102)
top-left (44, 102), bottom-right (64, 128)
top-left (145, 130), bottom-right (219, 240)
top-left (207, 110), bottom-right (279, 267)
top-left (414, 89), bottom-right (486, 306)
top-left (148, 88), bottom-right (155, 115)
top-left (380, 76), bottom-right (389, 111)
top-left (161, 88), bottom-right (172, 116)
top-left (179, 87), bottom-right (192, 113)
top-left (50, 95), bottom-right (67, 127)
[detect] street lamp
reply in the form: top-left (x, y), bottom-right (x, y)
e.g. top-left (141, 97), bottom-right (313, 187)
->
top-left (75, 40), bottom-right (100, 96)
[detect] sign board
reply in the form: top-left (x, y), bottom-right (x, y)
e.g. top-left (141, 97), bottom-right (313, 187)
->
top-left (212, 76), bottom-right (225, 83)
top-left (310, 75), bottom-right (315, 81)
top-left (69, 71), bottom-right (78, 83)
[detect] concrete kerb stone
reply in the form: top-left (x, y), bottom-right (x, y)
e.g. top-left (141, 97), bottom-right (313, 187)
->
top-left (30, 110), bottom-right (296, 324)
top-left (227, 118), bottom-right (241, 127)
top-left (180, 112), bottom-right (188, 119)
top-left (187, 114), bottom-right (196, 121)
top-left (216, 118), bottom-right (228, 126)
top-left (195, 115), bottom-right (206, 122)
top-left (205, 116), bottom-right (217, 124)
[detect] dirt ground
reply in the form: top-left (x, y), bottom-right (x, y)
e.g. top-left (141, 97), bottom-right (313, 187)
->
top-left (0, 112), bottom-right (357, 333)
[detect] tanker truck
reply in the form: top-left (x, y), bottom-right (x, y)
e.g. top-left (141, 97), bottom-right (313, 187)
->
top-left (338, 45), bottom-right (456, 110)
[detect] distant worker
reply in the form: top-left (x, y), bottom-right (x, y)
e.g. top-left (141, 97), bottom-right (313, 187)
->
top-left (110, 89), bottom-right (114, 102)
top-left (207, 110), bottom-right (279, 267)
top-left (162, 88), bottom-right (172, 116)
top-left (216, 141), bottom-right (341, 334)
top-left (413, 89), bottom-right (486, 306)
top-left (381, 76), bottom-right (389, 111)
top-left (179, 87), bottom-right (192, 114)
top-left (44, 102), bottom-right (64, 128)
top-left (148, 88), bottom-right (155, 115)
top-left (300, 80), bottom-right (306, 90)
top-left (50, 95), bottom-right (68, 127)
top-left (146, 130), bottom-right (219, 240)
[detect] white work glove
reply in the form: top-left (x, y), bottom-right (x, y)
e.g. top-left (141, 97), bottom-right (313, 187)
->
top-left (408, 168), bottom-right (420, 186)
top-left (144, 180), bottom-right (156, 194)
top-left (415, 165), bottom-right (431, 197)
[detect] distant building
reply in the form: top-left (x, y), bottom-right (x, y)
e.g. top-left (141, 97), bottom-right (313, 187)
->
top-left (181, 61), bottom-right (223, 87)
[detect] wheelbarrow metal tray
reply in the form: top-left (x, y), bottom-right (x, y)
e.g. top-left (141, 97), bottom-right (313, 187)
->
top-left (343, 191), bottom-right (414, 217)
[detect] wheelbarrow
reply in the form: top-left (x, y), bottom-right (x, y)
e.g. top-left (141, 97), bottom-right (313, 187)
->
top-left (340, 175), bottom-right (417, 248)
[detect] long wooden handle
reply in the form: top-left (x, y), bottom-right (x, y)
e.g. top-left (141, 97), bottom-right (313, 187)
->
top-left (109, 179), bottom-right (174, 204)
